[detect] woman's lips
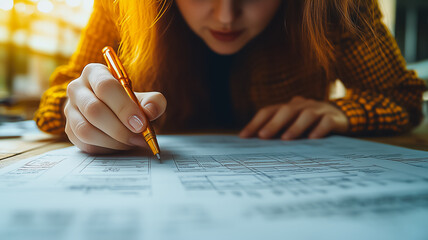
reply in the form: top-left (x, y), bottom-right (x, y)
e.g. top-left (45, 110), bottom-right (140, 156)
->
top-left (210, 29), bottom-right (244, 42)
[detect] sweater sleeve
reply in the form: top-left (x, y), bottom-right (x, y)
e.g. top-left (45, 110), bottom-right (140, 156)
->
top-left (330, 0), bottom-right (426, 135)
top-left (34, 0), bottom-right (119, 134)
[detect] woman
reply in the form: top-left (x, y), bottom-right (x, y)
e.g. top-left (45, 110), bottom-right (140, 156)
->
top-left (34, 0), bottom-right (426, 154)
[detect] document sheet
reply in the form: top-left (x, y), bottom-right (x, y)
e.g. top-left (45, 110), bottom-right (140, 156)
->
top-left (0, 135), bottom-right (427, 240)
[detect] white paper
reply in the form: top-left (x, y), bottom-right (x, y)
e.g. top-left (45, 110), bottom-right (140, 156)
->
top-left (0, 135), bottom-right (427, 240)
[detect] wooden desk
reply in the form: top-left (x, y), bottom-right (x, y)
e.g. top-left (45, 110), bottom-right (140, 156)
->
top-left (362, 119), bottom-right (428, 152)
top-left (1, 122), bottom-right (427, 169)
top-left (0, 134), bottom-right (73, 168)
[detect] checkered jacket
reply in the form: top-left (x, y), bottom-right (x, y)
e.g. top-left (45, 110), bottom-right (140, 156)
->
top-left (34, 0), bottom-right (426, 136)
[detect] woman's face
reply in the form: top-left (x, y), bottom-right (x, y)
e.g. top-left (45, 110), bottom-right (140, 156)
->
top-left (175, 0), bottom-right (282, 55)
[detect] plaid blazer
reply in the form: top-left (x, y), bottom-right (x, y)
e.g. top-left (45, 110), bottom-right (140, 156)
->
top-left (34, 0), bottom-right (426, 135)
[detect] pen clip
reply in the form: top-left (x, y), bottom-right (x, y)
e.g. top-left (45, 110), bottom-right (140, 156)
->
top-left (102, 46), bottom-right (130, 83)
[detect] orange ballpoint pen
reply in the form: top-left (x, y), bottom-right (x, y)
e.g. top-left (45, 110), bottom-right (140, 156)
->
top-left (102, 46), bottom-right (161, 160)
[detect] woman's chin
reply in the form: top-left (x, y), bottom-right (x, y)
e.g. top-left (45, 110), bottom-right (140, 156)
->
top-left (204, 41), bottom-right (246, 55)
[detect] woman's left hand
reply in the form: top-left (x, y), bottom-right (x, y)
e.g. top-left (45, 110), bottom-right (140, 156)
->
top-left (239, 96), bottom-right (350, 140)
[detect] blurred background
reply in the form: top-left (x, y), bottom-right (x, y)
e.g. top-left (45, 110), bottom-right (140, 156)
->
top-left (0, 0), bottom-right (427, 122)
top-left (0, 0), bottom-right (93, 121)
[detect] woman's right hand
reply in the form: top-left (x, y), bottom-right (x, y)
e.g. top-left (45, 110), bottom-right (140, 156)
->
top-left (64, 63), bottom-right (167, 154)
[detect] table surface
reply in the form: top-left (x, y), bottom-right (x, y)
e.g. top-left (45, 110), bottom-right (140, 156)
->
top-left (1, 121), bottom-right (428, 169)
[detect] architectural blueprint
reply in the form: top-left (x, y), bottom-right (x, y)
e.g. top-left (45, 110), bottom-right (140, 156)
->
top-left (0, 135), bottom-right (427, 240)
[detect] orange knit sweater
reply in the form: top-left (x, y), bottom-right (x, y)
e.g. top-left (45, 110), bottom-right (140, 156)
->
top-left (34, 0), bottom-right (426, 136)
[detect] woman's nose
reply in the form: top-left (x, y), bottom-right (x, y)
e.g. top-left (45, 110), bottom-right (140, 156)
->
top-left (214, 0), bottom-right (240, 27)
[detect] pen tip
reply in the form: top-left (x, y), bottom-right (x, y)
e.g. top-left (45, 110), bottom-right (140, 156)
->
top-left (156, 153), bottom-right (161, 160)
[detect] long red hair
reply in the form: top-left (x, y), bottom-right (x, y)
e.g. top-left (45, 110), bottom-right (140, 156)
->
top-left (110, 0), bottom-right (378, 131)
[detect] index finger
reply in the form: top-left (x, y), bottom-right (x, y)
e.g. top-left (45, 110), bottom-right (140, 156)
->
top-left (239, 106), bottom-right (278, 138)
top-left (85, 64), bottom-right (149, 133)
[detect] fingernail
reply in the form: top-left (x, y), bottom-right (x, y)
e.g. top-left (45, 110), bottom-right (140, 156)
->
top-left (128, 115), bottom-right (144, 132)
top-left (129, 136), bottom-right (146, 147)
top-left (144, 103), bottom-right (157, 118)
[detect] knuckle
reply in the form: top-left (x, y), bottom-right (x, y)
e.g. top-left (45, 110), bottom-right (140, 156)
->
top-left (65, 123), bottom-right (71, 135)
top-left (116, 104), bottom-right (130, 119)
top-left (65, 123), bottom-right (99, 154)
top-left (259, 106), bottom-right (271, 115)
top-left (82, 63), bottom-right (102, 75)
top-left (305, 98), bottom-right (316, 105)
top-left (74, 120), bottom-right (93, 143)
top-left (82, 99), bottom-right (103, 119)
top-left (323, 115), bottom-right (334, 125)
top-left (302, 109), bottom-right (318, 118)
top-left (291, 96), bottom-right (304, 102)
top-left (153, 92), bottom-right (167, 107)
top-left (63, 103), bottom-right (70, 117)
top-left (82, 63), bottom-right (107, 86)
top-left (69, 138), bottom-right (80, 149)
top-left (81, 64), bottom-right (94, 79)
top-left (142, 92), bottom-right (167, 109)
top-left (66, 79), bottom-right (79, 98)
top-left (150, 91), bottom-right (164, 100)
top-left (93, 76), bottom-right (117, 95)
top-left (278, 104), bottom-right (291, 113)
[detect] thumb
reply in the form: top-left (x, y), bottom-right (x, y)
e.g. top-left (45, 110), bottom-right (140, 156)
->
top-left (135, 92), bottom-right (167, 121)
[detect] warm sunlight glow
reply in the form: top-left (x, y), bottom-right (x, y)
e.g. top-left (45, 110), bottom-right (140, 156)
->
top-left (14, 2), bottom-right (26, 12)
top-left (82, 0), bottom-right (93, 11)
top-left (37, 0), bottom-right (54, 13)
top-left (65, 0), bottom-right (80, 8)
top-left (0, 0), bottom-right (14, 11)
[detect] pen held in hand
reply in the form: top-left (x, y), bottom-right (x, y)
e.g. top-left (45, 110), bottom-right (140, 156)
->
top-left (102, 46), bottom-right (161, 160)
